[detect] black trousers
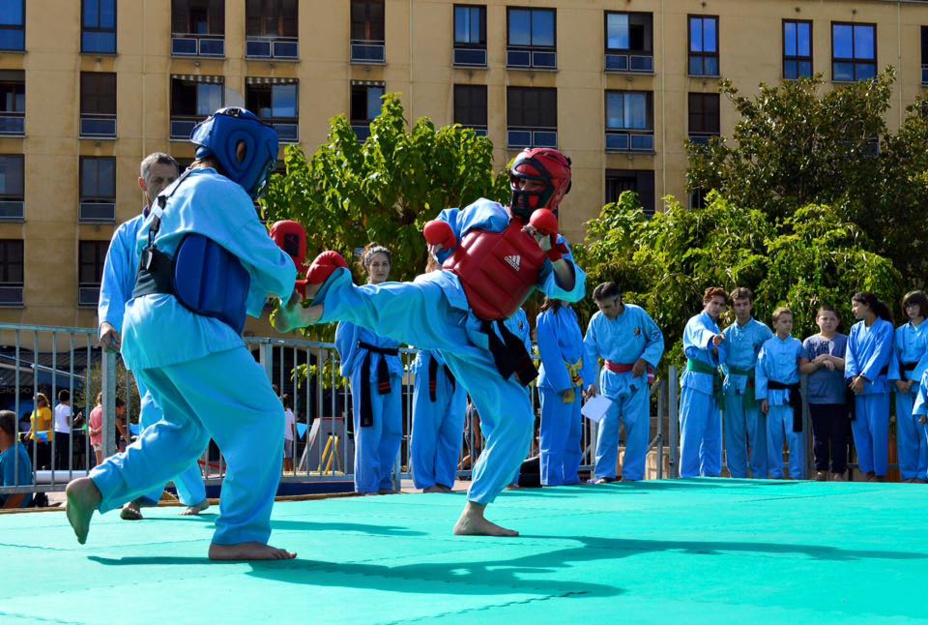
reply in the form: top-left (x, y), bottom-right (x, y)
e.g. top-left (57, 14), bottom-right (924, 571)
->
top-left (809, 403), bottom-right (849, 474)
top-left (54, 431), bottom-right (70, 470)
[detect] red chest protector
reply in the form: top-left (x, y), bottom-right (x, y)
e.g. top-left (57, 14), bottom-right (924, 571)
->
top-left (444, 219), bottom-right (546, 321)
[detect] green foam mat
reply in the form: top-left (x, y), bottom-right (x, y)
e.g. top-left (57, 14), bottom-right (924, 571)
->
top-left (2, 480), bottom-right (927, 624)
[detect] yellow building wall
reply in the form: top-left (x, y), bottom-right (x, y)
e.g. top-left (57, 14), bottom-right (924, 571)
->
top-left (3, 0), bottom-right (927, 331)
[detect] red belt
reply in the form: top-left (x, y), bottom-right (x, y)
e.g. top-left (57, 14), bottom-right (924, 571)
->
top-left (605, 361), bottom-right (634, 374)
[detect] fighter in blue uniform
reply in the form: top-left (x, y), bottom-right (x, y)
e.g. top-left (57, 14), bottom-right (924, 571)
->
top-left (887, 291), bottom-right (928, 482)
top-left (584, 282), bottom-right (663, 483)
top-left (337, 244), bottom-right (404, 495)
top-left (98, 152), bottom-right (208, 521)
top-left (276, 148), bottom-right (585, 536)
top-left (536, 297), bottom-right (595, 486)
top-left (67, 107), bottom-right (297, 561)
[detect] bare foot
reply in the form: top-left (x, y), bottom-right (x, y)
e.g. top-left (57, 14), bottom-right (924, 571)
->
top-left (208, 542), bottom-right (297, 561)
top-left (66, 478), bottom-right (102, 544)
top-left (181, 500), bottom-right (210, 516)
top-left (453, 502), bottom-right (519, 537)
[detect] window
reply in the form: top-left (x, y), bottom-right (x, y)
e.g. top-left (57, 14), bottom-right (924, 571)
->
top-left (605, 91), bottom-right (654, 152)
top-left (170, 77), bottom-right (224, 139)
top-left (171, 0), bottom-right (225, 57)
top-left (507, 87), bottom-right (557, 149)
top-left (606, 170), bottom-right (655, 215)
top-left (783, 20), bottom-right (812, 79)
top-left (922, 26), bottom-right (928, 85)
top-left (454, 5), bottom-right (487, 67)
top-left (245, 79), bottom-right (299, 142)
top-left (454, 85), bottom-right (487, 135)
top-left (245, 0), bottom-right (298, 59)
top-left (689, 188), bottom-right (710, 210)
top-left (351, 0), bottom-right (385, 64)
top-left (79, 157), bottom-right (116, 223)
top-left (688, 16), bottom-right (719, 77)
top-left (0, 71), bottom-right (25, 136)
top-left (0, 155), bottom-right (24, 221)
top-left (688, 93), bottom-right (720, 144)
top-left (79, 241), bottom-right (109, 307)
top-left (604, 12), bottom-right (653, 73)
top-left (0, 240), bottom-right (23, 306)
top-left (0, 1), bottom-right (24, 52)
top-left (80, 73), bottom-right (117, 138)
top-left (82, 0), bottom-right (116, 54)
top-left (350, 83), bottom-right (385, 141)
top-left (507, 8), bottom-right (556, 69)
top-left (832, 23), bottom-right (876, 82)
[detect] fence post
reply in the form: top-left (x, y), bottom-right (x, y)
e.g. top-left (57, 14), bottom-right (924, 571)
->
top-left (656, 379), bottom-right (665, 480)
top-left (101, 350), bottom-right (117, 460)
top-left (668, 365), bottom-right (679, 478)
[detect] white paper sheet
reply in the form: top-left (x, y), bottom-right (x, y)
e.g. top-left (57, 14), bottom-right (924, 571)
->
top-left (581, 395), bottom-right (613, 423)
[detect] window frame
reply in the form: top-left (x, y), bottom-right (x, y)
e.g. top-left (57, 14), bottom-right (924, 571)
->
top-left (79, 157), bottom-right (116, 203)
top-left (605, 169), bottom-right (656, 215)
top-left (688, 92), bottom-right (721, 137)
top-left (688, 15), bottom-right (720, 77)
top-left (831, 22), bottom-right (877, 82)
top-left (782, 19), bottom-right (813, 80)
top-left (0, 0), bottom-right (25, 52)
top-left (0, 239), bottom-right (24, 287)
top-left (453, 84), bottom-right (488, 131)
top-left (81, 0), bottom-right (117, 55)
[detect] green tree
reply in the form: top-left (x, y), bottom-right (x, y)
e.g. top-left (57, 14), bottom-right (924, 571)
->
top-left (262, 93), bottom-right (509, 284)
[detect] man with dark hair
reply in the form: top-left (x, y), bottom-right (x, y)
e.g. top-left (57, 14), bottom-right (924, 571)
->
top-left (53, 389), bottom-right (72, 470)
top-left (584, 282), bottom-right (663, 483)
top-left (679, 287), bottom-right (729, 478)
top-left (0, 410), bottom-right (33, 508)
top-left (720, 287), bottom-right (772, 478)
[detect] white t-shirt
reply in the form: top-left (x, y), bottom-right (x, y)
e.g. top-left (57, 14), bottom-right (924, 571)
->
top-left (284, 408), bottom-right (296, 441)
top-left (54, 403), bottom-right (72, 434)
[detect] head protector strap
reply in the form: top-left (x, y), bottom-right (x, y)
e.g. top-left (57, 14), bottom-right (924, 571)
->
top-left (190, 107), bottom-right (279, 199)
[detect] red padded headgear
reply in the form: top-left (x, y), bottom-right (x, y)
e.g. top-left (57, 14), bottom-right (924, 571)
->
top-left (509, 148), bottom-right (572, 219)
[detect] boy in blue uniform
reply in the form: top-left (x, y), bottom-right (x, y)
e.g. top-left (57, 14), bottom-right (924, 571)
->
top-left (98, 152), bottom-right (208, 521)
top-left (67, 108), bottom-right (297, 561)
top-left (756, 307), bottom-right (807, 479)
top-left (720, 287), bottom-right (773, 479)
top-left (584, 282), bottom-right (664, 483)
top-left (679, 287), bottom-right (728, 478)
top-left (536, 297), bottom-right (596, 486)
top-left (276, 148), bottom-right (585, 537)
top-left (0, 410), bottom-right (33, 509)
top-left (887, 291), bottom-right (928, 482)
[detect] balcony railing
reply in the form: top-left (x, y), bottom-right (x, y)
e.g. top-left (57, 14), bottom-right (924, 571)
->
top-left (507, 127), bottom-right (557, 149)
top-left (246, 37), bottom-right (299, 60)
top-left (0, 112), bottom-right (25, 136)
top-left (688, 132), bottom-right (718, 146)
top-left (605, 130), bottom-right (655, 152)
top-left (350, 40), bottom-right (385, 64)
top-left (78, 286), bottom-right (100, 308)
top-left (170, 116), bottom-right (206, 140)
top-left (507, 48), bottom-right (557, 70)
top-left (604, 53), bottom-right (654, 73)
top-left (0, 200), bottom-right (24, 221)
top-left (0, 286), bottom-right (23, 307)
top-left (453, 47), bottom-right (487, 68)
top-left (79, 201), bottom-right (116, 223)
top-left (171, 34), bottom-right (225, 58)
top-left (79, 114), bottom-right (116, 139)
top-left (459, 124), bottom-right (488, 137)
top-left (268, 120), bottom-right (299, 143)
top-left (352, 123), bottom-right (372, 142)
top-left (922, 64), bottom-right (928, 85)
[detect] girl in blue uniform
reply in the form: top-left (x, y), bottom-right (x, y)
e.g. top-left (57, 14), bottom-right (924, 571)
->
top-left (536, 298), bottom-right (596, 486)
top-left (888, 291), bottom-right (928, 482)
top-left (337, 244), bottom-right (404, 495)
top-left (845, 292), bottom-right (895, 481)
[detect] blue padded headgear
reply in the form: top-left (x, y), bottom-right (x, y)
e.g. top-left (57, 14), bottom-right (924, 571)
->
top-left (190, 107), bottom-right (279, 199)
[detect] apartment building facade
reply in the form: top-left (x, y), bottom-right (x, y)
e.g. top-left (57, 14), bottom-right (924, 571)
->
top-left (0, 0), bottom-right (926, 330)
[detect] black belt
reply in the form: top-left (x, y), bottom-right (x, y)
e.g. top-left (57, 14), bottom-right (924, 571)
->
top-left (902, 361), bottom-right (919, 381)
top-left (481, 319), bottom-right (537, 387)
top-left (357, 341), bottom-right (399, 428)
top-left (767, 380), bottom-right (802, 433)
top-left (427, 354), bottom-right (455, 402)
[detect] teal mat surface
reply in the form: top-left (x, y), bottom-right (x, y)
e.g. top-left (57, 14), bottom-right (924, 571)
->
top-left (2, 480), bottom-right (927, 624)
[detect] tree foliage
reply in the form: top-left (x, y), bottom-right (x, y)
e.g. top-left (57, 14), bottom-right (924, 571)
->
top-left (262, 93), bottom-right (509, 284)
top-left (576, 193), bottom-right (903, 368)
top-left (686, 69), bottom-right (928, 282)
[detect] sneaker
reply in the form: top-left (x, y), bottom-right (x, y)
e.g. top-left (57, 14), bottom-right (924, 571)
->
top-left (814, 471), bottom-right (827, 482)
top-left (831, 473), bottom-right (846, 482)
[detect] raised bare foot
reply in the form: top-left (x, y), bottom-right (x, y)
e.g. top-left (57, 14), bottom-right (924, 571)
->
top-left (453, 503), bottom-right (518, 537)
top-left (208, 542), bottom-right (297, 561)
top-left (181, 500), bottom-right (210, 516)
top-left (66, 478), bottom-right (102, 544)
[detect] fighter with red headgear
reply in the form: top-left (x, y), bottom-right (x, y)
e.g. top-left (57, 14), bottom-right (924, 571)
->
top-left (275, 147), bottom-right (586, 537)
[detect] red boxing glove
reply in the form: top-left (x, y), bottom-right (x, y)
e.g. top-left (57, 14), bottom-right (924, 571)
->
top-left (423, 220), bottom-right (456, 249)
top-left (546, 235), bottom-right (563, 263)
top-left (529, 208), bottom-right (559, 237)
top-left (306, 251), bottom-right (349, 286)
top-left (270, 220), bottom-right (307, 271)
